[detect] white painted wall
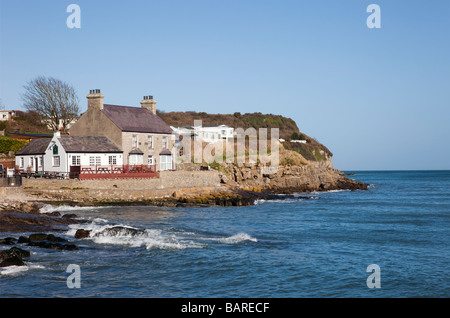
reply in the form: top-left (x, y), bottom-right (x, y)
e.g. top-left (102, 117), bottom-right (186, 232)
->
top-left (15, 154), bottom-right (45, 173)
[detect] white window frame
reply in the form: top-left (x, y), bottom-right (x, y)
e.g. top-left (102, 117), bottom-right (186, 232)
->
top-left (132, 135), bottom-right (138, 148)
top-left (148, 135), bottom-right (154, 149)
top-left (53, 156), bottom-right (60, 167)
top-left (20, 157), bottom-right (24, 168)
top-left (147, 155), bottom-right (154, 165)
top-left (72, 155), bottom-right (81, 166)
top-left (159, 155), bottom-right (172, 171)
top-left (89, 156), bottom-right (101, 166)
top-left (162, 136), bottom-right (168, 149)
top-left (109, 155), bottom-right (117, 165)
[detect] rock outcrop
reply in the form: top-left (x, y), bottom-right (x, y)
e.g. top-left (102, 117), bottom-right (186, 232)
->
top-left (217, 162), bottom-right (368, 194)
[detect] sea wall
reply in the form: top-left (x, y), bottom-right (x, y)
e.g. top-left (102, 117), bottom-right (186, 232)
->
top-left (17, 170), bottom-right (221, 204)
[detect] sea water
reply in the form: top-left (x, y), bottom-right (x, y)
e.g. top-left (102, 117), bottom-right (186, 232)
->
top-left (1, 171), bottom-right (449, 298)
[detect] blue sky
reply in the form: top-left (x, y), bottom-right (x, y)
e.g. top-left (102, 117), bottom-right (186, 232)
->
top-left (1, 0), bottom-right (449, 170)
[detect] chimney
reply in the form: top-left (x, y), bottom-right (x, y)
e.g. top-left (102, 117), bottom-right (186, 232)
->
top-left (87, 89), bottom-right (104, 110)
top-left (141, 95), bottom-right (157, 114)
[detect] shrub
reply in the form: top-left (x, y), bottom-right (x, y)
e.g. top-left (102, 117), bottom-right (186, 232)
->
top-left (0, 136), bottom-right (29, 153)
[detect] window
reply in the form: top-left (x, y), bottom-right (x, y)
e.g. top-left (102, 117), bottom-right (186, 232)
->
top-left (72, 156), bottom-right (81, 166)
top-left (132, 135), bottom-right (138, 148)
top-left (162, 136), bottom-right (168, 149)
top-left (148, 136), bottom-right (154, 149)
top-left (20, 157), bottom-right (24, 168)
top-left (129, 154), bottom-right (143, 165)
top-left (221, 130), bottom-right (226, 135)
top-left (53, 145), bottom-right (59, 155)
top-left (147, 155), bottom-right (154, 165)
top-left (53, 156), bottom-right (60, 167)
top-left (108, 155), bottom-right (117, 165)
top-left (159, 155), bottom-right (172, 171)
top-left (29, 158), bottom-right (33, 168)
top-left (39, 157), bottom-right (43, 167)
top-left (89, 156), bottom-right (101, 166)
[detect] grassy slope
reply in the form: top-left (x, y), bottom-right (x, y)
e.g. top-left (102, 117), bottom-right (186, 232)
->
top-left (157, 110), bottom-right (333, 162)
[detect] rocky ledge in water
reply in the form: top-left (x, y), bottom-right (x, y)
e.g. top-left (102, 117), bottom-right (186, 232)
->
top-left (0, 233), bottom-right (78, 268)
top-left (0, 207), bottom-right (85, 233)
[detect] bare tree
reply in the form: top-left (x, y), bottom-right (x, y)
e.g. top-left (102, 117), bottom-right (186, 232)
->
top-left (21, 76), bottom-right (80, 132)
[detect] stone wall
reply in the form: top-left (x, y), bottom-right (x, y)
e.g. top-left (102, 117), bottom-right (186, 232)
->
top-left (19, 170), bottom-right (221, 203)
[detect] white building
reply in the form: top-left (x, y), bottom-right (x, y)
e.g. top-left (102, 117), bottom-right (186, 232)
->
top-left (171, 124), bottom-right (235, 144)
top-left (0, 110), bottom-right (16, 121)
top-left (15, 132), bottom-right (123, 177)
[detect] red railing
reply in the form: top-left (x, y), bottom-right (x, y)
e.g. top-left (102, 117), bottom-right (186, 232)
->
top-left (71, 165), bottom-right (158, 180)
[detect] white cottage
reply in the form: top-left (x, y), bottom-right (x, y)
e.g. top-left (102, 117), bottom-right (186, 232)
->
top-left (15, 138), bottom-right (49, 174)
top-left (15, 132), bottom-right (123, 178)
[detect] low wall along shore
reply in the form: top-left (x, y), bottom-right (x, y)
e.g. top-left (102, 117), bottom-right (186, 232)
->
top-left (3, 171), bottom-right (221, 204)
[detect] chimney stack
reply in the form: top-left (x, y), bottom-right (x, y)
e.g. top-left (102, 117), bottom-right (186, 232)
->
top-left (141, 95), bottom-right (157, 114)
top-left (87, 89), bottom-right (104, 110)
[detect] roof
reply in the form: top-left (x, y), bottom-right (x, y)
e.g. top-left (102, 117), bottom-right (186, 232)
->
top-left (16, 139), bottom-right (51, 155)
top-left (129, 148), bottom-right (144, 155)
top-left (102, 105), bottom-right (173, 134)
top-left (58, 136), bottom-right (122, 153)
top-left (159, 149), bottom-right (172, 155)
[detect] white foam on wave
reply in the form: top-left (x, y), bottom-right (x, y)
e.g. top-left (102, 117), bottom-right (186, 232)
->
top-left (67, 221), bottom-right (204, 250)
top-left (254, 196), bottom-right (318, 205)
top-left (39, 204), bottom-right (108, 214)
top-left (213, 233), bottom-right (258, 244)
top-left (0, 263), bottom-right (45, 276)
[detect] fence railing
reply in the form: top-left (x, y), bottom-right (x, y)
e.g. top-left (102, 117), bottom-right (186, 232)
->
top-left (70, 164), bottom-right (158, 179)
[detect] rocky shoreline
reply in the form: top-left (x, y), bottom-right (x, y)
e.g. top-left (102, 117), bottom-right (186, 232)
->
top-left (0, 209), bottom-right (84, 269)
top-left (0, 166), bottom-right (368, 269)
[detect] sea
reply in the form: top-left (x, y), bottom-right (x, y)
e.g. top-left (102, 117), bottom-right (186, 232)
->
top-left (0, 170), bottom-right (449, 298)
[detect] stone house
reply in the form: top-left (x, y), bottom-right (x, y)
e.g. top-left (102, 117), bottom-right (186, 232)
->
top-left (69, 90), bottom-right (175, 171)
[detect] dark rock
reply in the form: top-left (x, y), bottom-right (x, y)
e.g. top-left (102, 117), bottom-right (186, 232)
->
top-left (18, 236), bottom-right (30, 244)
top-left (28, 241), bottom-right (78, 251)
top-left (28, 233), bottom-right (50, 241)
top-left (46, 234), bottom-right (68, 242)
top-left (75, 229), bottom-right (91, 239)
top-left (0, 210), bottom-right (82, 233)
top-left (94, 226), bottom-right (141, 237)
top-left (0, 247), bottom-right (30, 260)
top-left (0, 237), bottom-right (17, 245)
top-left (61, 214), bottom-right (78, 219)
top-left (0, 256), bottom-right (25, 267)
top-left (47, 211), bottom-right (61, 217)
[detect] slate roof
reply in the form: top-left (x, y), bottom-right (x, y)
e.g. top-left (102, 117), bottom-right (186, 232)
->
top-left (159, 149), bottom-right (172, 155)
top-left (102, 105), bottom-right (173, 134)
top-left (58, 136), bottom-right (122, 153)
top-left (16, 139), bottom-right (51, 155)
top-left (129, 148), bottom-right (144, 155)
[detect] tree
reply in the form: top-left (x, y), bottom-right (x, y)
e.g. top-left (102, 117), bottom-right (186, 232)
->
top-left (21, 76), bottom-right (80, 132)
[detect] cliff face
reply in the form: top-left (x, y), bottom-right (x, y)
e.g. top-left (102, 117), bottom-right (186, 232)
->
top-left (217, 158), bottom-right (367, 194)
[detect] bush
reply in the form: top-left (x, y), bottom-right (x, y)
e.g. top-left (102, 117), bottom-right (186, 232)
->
top-left (0, 136), bottom-right (29, 153)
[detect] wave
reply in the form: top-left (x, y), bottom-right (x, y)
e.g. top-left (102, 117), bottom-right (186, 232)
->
top-left (215, 233), bottom-right (258, 244)
top-left (0, 263), bottom-right (45, 276)
top-left (39, 204), bottom-right (108, 214)
top-left (255, 196), bottom-right (319, 205)
top-left (67, 222), bottom-right (205, 250)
